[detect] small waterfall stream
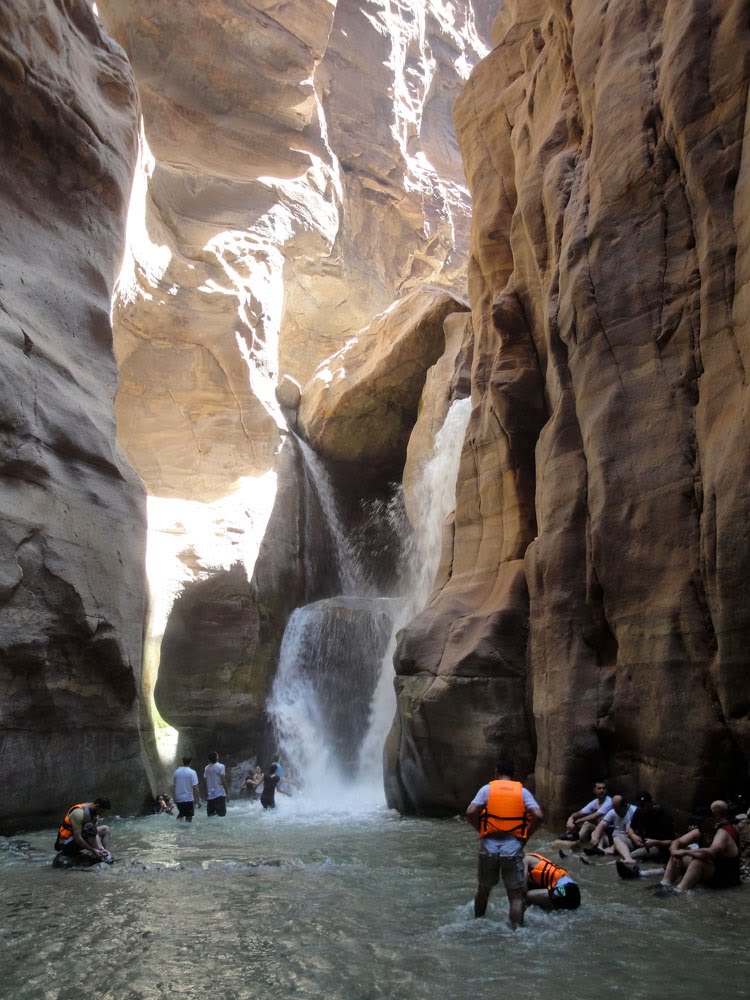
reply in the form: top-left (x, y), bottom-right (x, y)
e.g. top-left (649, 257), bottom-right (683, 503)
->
top-left (268, 398), bottom-right (472, 806)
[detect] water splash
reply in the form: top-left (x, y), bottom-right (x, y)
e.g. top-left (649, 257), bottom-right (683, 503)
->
top-left (270, 398), bottom-right (471, 805)
top-left (356, 397), bottom-right (472, 776)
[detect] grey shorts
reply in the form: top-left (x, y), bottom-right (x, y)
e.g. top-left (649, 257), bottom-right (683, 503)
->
top-left (477, 847), bottom-right (524, 892)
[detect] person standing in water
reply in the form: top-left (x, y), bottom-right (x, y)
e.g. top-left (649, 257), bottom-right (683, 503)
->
top-left (259, 763), bottom-right (299, 810)
top-left (173, 756), bottom-right (202, 822)
top-left (55, 798), bottom-right (113, 863)
top-left (466, 759), bottom-right (543, 929)
top-left (204, 751), bottom-right (229, 817)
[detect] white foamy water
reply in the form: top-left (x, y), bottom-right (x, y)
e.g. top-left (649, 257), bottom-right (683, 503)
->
top-left (270, 400), bottom-right (471, 806)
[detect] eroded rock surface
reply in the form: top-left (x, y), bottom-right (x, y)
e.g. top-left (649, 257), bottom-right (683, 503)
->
top-left (96, 0), bottom-right (493, 501)
top-left (389, 0), bottom-right (750, 819)
top-left (299, 288), bottom-right (470, 480)
top-left (0, 0), bottom-right (149, 831)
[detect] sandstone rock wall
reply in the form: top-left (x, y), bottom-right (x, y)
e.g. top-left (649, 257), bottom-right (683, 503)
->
top-left (96, 0), bottom-right (493, 501)
top-left (299, 288), bottom-right (470, 481)
top-left (0, 0), bottom-right (149, 831)
top-left (390, 0), bottom-right (750, 820)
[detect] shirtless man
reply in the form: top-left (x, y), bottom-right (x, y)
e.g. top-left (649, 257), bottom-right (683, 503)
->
top-left (660, 801), bottom-right (741, 893)
top-left (55, 798), bottom-right (113, 863)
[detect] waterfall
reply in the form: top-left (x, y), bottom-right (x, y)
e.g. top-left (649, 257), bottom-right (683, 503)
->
top-left (268, 398), bottom-right (472, 808)
top-left (356, 397), bottom-right (472, 784)
top-left (295, 434), bottom-right (365, 597)
top-left (268, 596), bottom-right (395, 806)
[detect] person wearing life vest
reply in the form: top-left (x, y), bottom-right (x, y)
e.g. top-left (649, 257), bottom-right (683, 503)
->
top-left (55, 798), bottom-right (113, 863)
top-left (659, 801), bottom-right (741, 892)
top-left (524, 853), bottom-right (581, 910)
top-left (466, 759), bottom-right (543, 929)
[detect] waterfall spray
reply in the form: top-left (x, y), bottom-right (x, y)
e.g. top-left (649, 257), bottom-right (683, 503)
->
top-left (269, 398), bottom-right (472, 809)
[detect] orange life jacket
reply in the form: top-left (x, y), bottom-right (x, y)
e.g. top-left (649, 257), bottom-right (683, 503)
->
top-left (480, 779), bottom-right (529, 838)
top-left (527, 853), bottom-right (568, 889)
top-left (57, 803), bottom-right (92, 843)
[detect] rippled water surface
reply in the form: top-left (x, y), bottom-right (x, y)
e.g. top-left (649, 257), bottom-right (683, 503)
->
top-left (2, 800), bottom-right (748, 1000)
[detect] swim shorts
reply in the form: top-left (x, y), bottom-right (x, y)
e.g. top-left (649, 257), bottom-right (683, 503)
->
top-left (176, 800), bottom-right (195, 819)
top-left (207, 796), bottom-right (227, 817)
top-left (477, 847), bottom-right (524, 892)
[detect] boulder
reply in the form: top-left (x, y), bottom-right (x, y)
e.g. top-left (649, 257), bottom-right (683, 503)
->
top-left (299, 289), bottom-right (470, 480)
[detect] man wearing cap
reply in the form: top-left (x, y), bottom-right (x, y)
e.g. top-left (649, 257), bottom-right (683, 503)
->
top-left (659, 801), bottom-right (741, 892)
top-left (466, 759), bottom-right (543, 929)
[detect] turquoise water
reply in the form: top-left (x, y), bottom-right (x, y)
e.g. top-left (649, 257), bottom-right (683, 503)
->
top-left (1, 800), bottom-right (748, 1000)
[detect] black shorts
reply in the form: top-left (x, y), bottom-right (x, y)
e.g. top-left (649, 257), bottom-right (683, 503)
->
top-left (176, 800), bottom-right (195, 818)
top-left (550, 882), bottom-right (581, 910)
top-left (207, 796), bottom-right (226, 817)
top-left (56, 839), bottom-right (81, 856)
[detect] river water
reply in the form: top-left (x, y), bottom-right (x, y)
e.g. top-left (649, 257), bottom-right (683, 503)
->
top-left (1, 800), bottom-right (748, 1000)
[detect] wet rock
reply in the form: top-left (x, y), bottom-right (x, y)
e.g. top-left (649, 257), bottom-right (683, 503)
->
top-left (299, 289), bottom-right (470, 482)
top-left (389, 0), bottom-right (750, 818)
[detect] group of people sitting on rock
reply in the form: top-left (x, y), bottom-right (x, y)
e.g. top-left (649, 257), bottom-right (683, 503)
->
top-left (560, 779), bottom-right (744, 891)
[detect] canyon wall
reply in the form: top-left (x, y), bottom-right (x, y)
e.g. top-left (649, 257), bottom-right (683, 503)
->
top-left (92, 0), bottom-right (494, 776)
top-left (0, 0), bottom-right (149, 831)
top-left (96, 0), bottom-right (492, 501)
top-left (389, 0), bottom-right (750, 819)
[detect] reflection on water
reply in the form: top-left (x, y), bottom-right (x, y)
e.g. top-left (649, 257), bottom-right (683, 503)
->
top-left (1, 801), bottom-right (748, 1000)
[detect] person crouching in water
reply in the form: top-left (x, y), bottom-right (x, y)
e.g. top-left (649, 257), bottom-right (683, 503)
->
top-left (55, 798), bottom-right (113, 864)
top-left (466, 759), bottom-right (543, 929)
top-left (524, 853), bottom-right (581, 911)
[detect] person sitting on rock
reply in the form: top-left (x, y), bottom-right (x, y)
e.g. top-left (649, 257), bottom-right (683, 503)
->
top-left (524, 852), bottom-right (581, 911)
top-left (614, 791), bottom-right (675, 875)
top-left (560, 780), bottom-right (612, 843)
top-left (154, 793), bottom-right (174, 815)
top-left (659, 801), bottom-right (741, 893)
top-left (55, 798), bottom-right (113, 864)
top-left (585, 794), bottom-right (636, 856)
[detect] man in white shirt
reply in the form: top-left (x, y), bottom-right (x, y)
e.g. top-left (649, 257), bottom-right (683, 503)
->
top-left (466, 759), bottom-right (543, 929)
top-left (560, 780), bottom-right (612, 843)
top-left (204, 751), bottom-right (229, 817)
top-left (585, 794), bottom-right (637, 855)
top-left (173, 756), bottom-right (201, 822)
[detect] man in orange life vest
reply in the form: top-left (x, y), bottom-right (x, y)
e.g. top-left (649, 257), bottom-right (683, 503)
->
top-left (524, 853), bottom-right (581, 910)
top-left (55, 798), bottom-right (113, 863)
top-left (466, 759), bottom-right (543, 928)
